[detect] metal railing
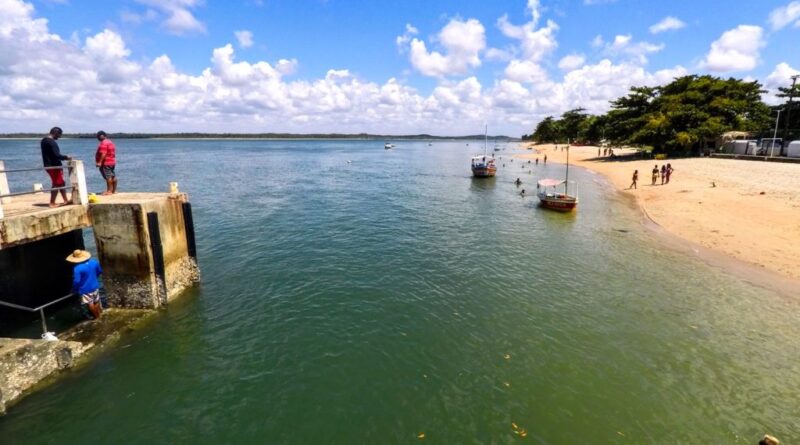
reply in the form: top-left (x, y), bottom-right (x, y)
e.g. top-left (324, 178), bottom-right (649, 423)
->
top-left (0, 160), bottom-right (89, 219)
top-left (0, 293), bottom-right (76, 337)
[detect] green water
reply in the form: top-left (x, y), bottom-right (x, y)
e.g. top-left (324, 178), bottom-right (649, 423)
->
top-left (0, 140), bottom-right (798, 444)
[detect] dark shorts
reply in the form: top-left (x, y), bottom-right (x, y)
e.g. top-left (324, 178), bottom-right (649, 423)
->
top-left (100, 165), bottom-right (116, 179)
top-left (47, 168), bottom-right (65, 187)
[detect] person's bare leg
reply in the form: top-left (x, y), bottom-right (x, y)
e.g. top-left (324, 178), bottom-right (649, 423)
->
top-left (102, 178), bottom-right (113, 195)
top-left (112, 177), bottom-right (118, 193)
top-left (60, 189), bottom-right (70, 206)
top-left (49, 190), bottom-right (58, 208)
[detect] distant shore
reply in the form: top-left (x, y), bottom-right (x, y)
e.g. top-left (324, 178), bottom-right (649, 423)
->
top-left (0, 134), bottom-right (519, 141)
top-left (516, 143), bottom-right (800, 282)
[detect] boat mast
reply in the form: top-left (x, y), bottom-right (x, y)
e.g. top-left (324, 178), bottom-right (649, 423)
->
top-left (483, 123), bottom-right (488, 157)
top-left (565, 139), bottom-right (570, 195)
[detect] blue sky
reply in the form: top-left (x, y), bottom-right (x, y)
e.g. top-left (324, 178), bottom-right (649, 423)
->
top-left (2, 0), bottom-right (799, 135)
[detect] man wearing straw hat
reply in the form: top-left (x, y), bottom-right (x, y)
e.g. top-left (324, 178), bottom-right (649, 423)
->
top-left (66, 249), bottom-right (104, 320)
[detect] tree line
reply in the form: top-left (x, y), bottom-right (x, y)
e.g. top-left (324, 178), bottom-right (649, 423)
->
top-left (523, 75), bottom-right (800, 154)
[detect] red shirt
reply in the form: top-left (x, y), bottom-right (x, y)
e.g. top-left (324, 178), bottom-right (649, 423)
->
top-left (96, 139), bottom-right (116, 166)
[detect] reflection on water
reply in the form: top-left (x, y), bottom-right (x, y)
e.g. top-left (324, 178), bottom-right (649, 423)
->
top-left (0, 139), bottom-right (798, 444)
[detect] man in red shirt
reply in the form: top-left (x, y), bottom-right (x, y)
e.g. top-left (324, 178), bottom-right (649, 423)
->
top-left (95, 131), bottom-right (117, 195)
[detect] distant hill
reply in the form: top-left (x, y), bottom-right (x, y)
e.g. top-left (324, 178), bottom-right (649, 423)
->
top-left (0, 132), bottom-right (519, 140)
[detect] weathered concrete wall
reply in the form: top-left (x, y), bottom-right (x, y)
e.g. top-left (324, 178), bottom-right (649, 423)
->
top-left (0, 229), bottom-right (84, 326)
top-left (89, 193), bottom-right (199, 309)
top-left (0, 204), bottom-right (90, 249)
top-left (0, 338), bottom-right (87, 414)
top-left (90, 202), bottom-right (157, 308)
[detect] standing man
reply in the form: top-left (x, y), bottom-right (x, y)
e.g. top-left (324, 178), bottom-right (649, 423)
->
top-left (66, 249), bottom-right (104, 320)
top-left (40, 127), bottom-right (72, 208)
top-left (95, 131), bottom-right (117, 195)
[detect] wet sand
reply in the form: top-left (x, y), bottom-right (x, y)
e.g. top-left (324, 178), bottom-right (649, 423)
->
top-left (517, 144), bottom-right (800, 281)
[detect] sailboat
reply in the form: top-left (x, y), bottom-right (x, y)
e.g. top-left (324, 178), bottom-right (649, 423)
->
top-left (537, 143), bottom-right (578, 211)
top-left (471, 125), bottom-right (497, 178)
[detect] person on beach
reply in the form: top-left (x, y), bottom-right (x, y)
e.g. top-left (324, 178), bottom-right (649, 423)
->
top-left (630, 170), bottom-right (638, 189)
top-left (95, 131), bottom-right (117, 195)
top-left (660, 165), bottom-right (666, 185)
top-left (66, 249), bottom-right (104, 320)
top-left (535, 158), bottom-right (539, 165)
top-left (665, 163), bottom-right (673, 184)
top-left (544, 154), bottom-right (547, 165)
top-left (515, 178), bottom-right (522, 186)
top-left (651, 165), bottom-right (659, 185)
top-left (40, 127), bottom-right (72, 208)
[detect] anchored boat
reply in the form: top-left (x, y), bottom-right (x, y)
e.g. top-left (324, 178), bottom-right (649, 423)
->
top-left (471, 125), bottom-right (497, 178)
top-left (537, 145), bottom-right (578, 211)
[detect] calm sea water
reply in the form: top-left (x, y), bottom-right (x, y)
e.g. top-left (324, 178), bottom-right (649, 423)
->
top-left (0, 139), bottom-right (798, 444)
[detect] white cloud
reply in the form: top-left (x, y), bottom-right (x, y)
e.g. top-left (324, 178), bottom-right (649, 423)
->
top-left (133, 0), bottom-right (205, 35)
top-left (768, 1), bottom-right (800, 30)
top-left (395, 23), bottom-right (418, 49)
top-left (234, 30), bottom-right (253, 48)
top-left (601, 34), bottom-right (664, 64)
top-left (763, 62), bottom-right (800, 105)
top-left (3, 0), bottom-right (783, 137)
top-left (649, 16), bottom-right (686, 34)
top-left (402, 18), bottom-right (486, 78)
top-left (558, 53), bottom-right (586, 71)
top-left (485, 47), bottom-right (514, 62)
top-left (497, 13), bottom-right (558, 63)
top-left (504, 60), bottom-right (549, 83)
top-left (701, 25), bottom-right (764, 72)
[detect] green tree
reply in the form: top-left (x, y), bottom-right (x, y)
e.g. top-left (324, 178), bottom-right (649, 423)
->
top-left (531, 116), bottom-right (562, 143)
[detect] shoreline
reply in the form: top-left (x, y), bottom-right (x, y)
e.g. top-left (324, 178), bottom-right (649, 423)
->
top-left (515, 143), bottom-right (800, 288)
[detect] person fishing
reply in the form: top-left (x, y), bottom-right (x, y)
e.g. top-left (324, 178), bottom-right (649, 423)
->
top-left (67, 249), bottom-right (104, 320)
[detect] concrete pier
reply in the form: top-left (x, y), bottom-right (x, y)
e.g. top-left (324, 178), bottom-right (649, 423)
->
top-left (0, 160), bottom-right (200, 413)
top-left (90, 193), bottom-right (200, 308)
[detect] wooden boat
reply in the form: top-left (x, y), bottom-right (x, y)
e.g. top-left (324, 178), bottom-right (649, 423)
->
top-left (471, 125), bottom-right (497, 178)
top-left (471, 155), bottom-right (497, 177)
top-left (537, 145), bottom-right (578, 211)
top-left (537, 179), bottom-right (578, 211)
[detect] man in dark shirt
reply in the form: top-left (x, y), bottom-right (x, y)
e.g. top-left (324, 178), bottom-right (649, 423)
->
top-left (40, 127), bottom-right (72, 207)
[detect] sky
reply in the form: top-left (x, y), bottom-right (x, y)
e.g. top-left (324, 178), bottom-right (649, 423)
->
top-left (1, 0), bottom-right (799, 136)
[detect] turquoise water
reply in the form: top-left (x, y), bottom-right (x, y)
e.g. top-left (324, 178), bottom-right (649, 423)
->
top-left (0, 140), bottom-right (798, 443)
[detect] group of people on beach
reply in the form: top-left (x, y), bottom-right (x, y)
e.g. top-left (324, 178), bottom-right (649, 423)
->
top-left (629, 163), bottom-right (674, 189)
top-left (599, 147), bottom-right (615, 157)
top-left (40, 126), bottom-right (118, 208)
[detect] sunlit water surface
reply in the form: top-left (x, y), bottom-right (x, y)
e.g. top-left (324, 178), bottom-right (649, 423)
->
top-left (0, 139), bottom-right (798, 444)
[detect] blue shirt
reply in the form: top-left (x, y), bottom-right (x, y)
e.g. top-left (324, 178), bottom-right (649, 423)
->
top-left (72, 258), bottom-right (103, 295)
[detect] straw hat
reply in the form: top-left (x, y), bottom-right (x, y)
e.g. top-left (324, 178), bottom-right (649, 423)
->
top-left (66, 249), bottom-right (91, 263)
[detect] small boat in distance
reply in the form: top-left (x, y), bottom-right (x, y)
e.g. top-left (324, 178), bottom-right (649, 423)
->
top-left (471, 125), bottom-right (497, 178)
top-left (384, 143), bottom-right (395, 149)
top-left (537, 144), bottom-right (578, 211)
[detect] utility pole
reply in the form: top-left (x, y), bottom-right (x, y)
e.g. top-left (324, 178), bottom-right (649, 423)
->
top-left (771, 109), bottom-right (783, 157)
top-left (784, 74), bottom-right (799, 145)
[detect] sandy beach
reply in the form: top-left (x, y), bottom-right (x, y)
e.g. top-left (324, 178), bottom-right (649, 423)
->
top-left (517, 144), bottom-right (800, 281)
